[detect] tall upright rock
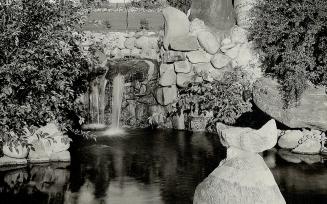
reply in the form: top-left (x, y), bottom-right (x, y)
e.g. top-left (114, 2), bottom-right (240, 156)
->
top-left (189, 0), bottom-right (236, 31)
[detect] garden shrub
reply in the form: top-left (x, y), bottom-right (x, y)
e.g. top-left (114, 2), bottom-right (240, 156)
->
top-left (174, 69), bottom-right (253, 127)
top-left (250, 0), bottom-right (327, 106)
top-left (0, 0), bottom-right (91, 147)
top-left (167, 0), bottom-right (192, 13)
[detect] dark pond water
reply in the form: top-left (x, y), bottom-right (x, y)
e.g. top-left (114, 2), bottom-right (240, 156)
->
top-left (0, 129), bottom-right (326, 204)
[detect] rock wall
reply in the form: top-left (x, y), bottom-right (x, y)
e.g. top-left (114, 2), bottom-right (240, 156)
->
top-left (156, 6), bottom-right (262, 107)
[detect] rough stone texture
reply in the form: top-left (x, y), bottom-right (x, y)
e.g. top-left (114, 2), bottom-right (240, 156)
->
top-left (161, 50), bottom-right (186, 63)
top-left (162, 7), bottom-right (190, 50)
top-left (197, 31), bottom-right (220, 54)
top-left (231, 25), bottom-right (249, 44)
top-left (121, 48), bottom-right (131, 57)
top-left (253, 77), bottom-right (327, 131)
top-left (50, 151), bottom-right (71, 162)
top-left (156, 85), bottom-right (178, 106)
top-left (292, 139), bottom-right (321, 155)
top-left (124, 37), bottom-right (136, 49)
top-left (172, 113), bottom-right (185, 130)
top-left (190, 18), bottom-right (207, 36)
top-left (0, 156), bottom-right (27, 167)
top-left (159, 63), bottom-right (176, 86)
top-left (211, 53), bottom-right (231, 69)
top-left (219, 119), bottom-right (278, 153)
top-left (278, 130), bottom-right (303, 149)
top-left (169, 35), bottom-right (199, 51)
top-left (194, 148), bottom-right (286, 204)
top-left (131, 48), bottom-right (141, 57)
top-left (186, 50), bottom-right (211, 64)
top-left (193, 62), bottom-right (215, 82)
top-left (190, 0), bottom-right (236, 31)
top-left (2, 143), bottom-right (28, 159)
top-left (224, 44), bottom-right (241, 59)
top-left (28, 137), bottom-right (50, 163)
top-left (174, 60), bottom-right (192, 73)
top-left (135, 36), bottom-right (149, 50)
top-left (177, 71), bottom-right (195, 88)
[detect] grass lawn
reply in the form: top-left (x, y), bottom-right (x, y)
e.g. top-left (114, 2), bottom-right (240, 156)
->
top-left (83, 11), bottom-right (164, 32)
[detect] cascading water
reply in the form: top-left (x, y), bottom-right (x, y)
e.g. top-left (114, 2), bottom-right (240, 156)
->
top-left (111, 73), bottom-right (124, 129)
top-left (101, 73), bottom-right (125, 136)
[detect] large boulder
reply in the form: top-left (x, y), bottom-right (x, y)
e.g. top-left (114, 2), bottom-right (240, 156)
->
top-left (161, 50), bottom-right (186, 63)
top-left (2, 142), bottom-right (28, 159)
top-left (197, 30), bottom-right (220, 54)
top-left (219, 119), bottom-right (278, 153)
top-left (189, 0), bottom-right (236, 31)
top-left (253, 77), bottom-right (327, 131)
top-left (278, 130), bottom-right (303, 149)
top-left (162, 7), bottom-right (190, 50)
top-left (193, 147), bottom-right (286, 204)
top-left (177, 71), bottom-right (195, 88)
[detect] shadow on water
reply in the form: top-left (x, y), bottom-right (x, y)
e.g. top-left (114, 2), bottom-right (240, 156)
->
top-left (0, 129), bottom-right (327, 204)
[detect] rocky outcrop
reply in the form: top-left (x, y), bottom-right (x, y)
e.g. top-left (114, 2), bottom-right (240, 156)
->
top-left (189, 0), bottom-right (236, 31)
top-left (162, 7), bottom-right (190, 50)
top-left (253, 77), bottom-right (327, 131)
top-left (194, 119), bottom-right (285, 204)
top-left (278, 130), bottom-right (303, 149)
top-left (197, 30), bottom-right (220, 54)
top-left (156, 85), bottom-right (178, 106)
top-left (2, 142), bottom-right (28, 159)
top-left (169, 35), bottom-right (199, 51)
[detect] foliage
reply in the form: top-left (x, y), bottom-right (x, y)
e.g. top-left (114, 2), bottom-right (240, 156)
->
top-left (139, 18), bottom-right (149, 30)
top-left (131, 0), bottom-right (165, 10)
top-left (0, 0), bottom-right (91, 147)
top-left (174, 70), bottom-right (253, 126)
top-left (167, 0), bottom-right (192, 13)
top-left (250, 0), bottom-right (327, 106)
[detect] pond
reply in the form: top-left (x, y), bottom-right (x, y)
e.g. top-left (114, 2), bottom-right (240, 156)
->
top-left (0, 129), bottom-right (326, 204)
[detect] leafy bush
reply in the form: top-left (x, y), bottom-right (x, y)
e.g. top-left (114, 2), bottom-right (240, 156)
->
top-left (167, 0), bottom-right (192, 13)
top-left (174, 69), bottom-right (253, 126)
top-left (250, 0), bottom-right (327, 106)
top-left (131, 0), bottom-right (165, 9)
top-left (0, 0), bottom-right (91, 146)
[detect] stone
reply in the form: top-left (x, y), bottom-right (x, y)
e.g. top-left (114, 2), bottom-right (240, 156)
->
top-left (28, 136), bottom-right (50, 163)
top-left (0, 156), bottom-right (27, 167)
top-left (34, 122), bottom-right (60, 136)
top-left (177, 71), bottom-right (195, 88)
top-left (190, 0), bottom-right (236, 31)
top-left (162, 7), bottom-right (190, 50)
top-left (211, 53), bottom-right (231, 69)
top-left (253, 77), bottom-right (327, 131)
top-left (50, 151), bottom-right (71, 162)
top-left (292, 138), bottom-right (321, 155)
top-left (124, 37), bottom-right (136, 49)
top-left (186, 50), bottom-right (211, 64)
top-left (148, 37), bottom-right (159, 50)
top-left (110, 47), bottom-right (122, 58)
top-left (131, 48), bottom-right (141, 57)
top-left (220, 119), bottom-right (278, 153)
top-left (278, 149), bottom-right (302, 163)
top-left (193, 62), bottom-right (214, 81)
top-left (197, 31), bottom-right (220, 54)
top-left (190, 18), bottom-right (207, 36)
top-left (156, 85), bottom-right (178, 106)
top-left (235, 43), bottom-right (252, 67)
top-left (48, 135), bottom-right (70, 153)
top-left (221, 38), bottom-right (232, 46)
top-left (278, 130), bottom-right (303, 149)
top-left (174, 60), bottom-right (192, 73)
top-left (135, 36), bottom-right (150, 50)
top-left (172, 113), bottom-right (185, 130)
top-left (161, 50), bottom-right (186, 63)
top-left (2, 143), bottom-right (28, 159)
top-left (159, 64), bottom-right (176, 87)
top-left (169, 35), bottom-right (200, 51)
top-left (117, 35), bottom-right (126, 49)
top-left (140, 49), bottom-right (158, 60)
top-left (194, 147), bottom-right (286, 204)
top-left (224, 44), bottom-right (241, 59)
top-left (121, 48), bottom-right (131, 57)
top-left (231, 25), bottom-right (249, 44)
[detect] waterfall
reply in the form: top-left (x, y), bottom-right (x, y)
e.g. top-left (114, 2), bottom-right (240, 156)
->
top-left (111, 73), bottom-right (125, 129)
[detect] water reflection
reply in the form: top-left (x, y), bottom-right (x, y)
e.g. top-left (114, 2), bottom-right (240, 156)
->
top-left (1, 129), bottom-right (327, 204)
